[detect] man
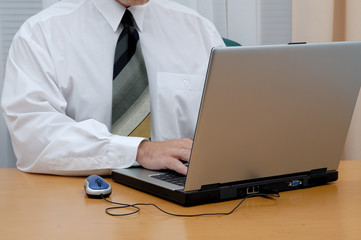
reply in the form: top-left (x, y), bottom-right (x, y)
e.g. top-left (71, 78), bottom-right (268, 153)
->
top-left (1, 0), bottom-right (224, 176)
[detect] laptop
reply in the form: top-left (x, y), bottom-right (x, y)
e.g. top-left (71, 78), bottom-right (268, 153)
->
top-left (112, 41), bottom-right (361, 206)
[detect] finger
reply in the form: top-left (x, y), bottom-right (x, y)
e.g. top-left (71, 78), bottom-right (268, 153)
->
top-left (176, 148), bottom-right (192, 162)
top-left (180, 138), bottom-right (193, 149)
top-left (168, 144), bottom-right (192, 162)
top-left (170, 138), bottom-right (193, 150)
top-left (167, 158), bottom-right (188, 175)
top-left (168, 139), bottom-right (192, 162)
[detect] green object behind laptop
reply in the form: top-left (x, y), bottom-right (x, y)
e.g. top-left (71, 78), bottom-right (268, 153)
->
top-left (222, 37), bottom-right (241, 46)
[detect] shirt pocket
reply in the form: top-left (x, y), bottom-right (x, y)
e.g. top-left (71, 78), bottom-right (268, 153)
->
top-left (155, 72), bottom-right (205, 140)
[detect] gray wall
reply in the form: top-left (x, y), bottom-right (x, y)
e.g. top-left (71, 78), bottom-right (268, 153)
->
top-left (1, 65), bottom-right (16, 168)
top-left (0, 10), bottom-right (16, 168)
top-left (0, 115), bottom-right (16, 168)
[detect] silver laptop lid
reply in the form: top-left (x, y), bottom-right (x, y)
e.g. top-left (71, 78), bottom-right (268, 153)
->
top-left (185, 42), bottom-right (361, 191)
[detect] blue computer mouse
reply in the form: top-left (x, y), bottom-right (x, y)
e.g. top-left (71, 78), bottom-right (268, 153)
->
top-left (84, 175), bottom-right (112, 198)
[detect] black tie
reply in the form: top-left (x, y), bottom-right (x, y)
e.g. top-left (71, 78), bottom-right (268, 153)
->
top-left (111, 9), bottom-right (150, 138)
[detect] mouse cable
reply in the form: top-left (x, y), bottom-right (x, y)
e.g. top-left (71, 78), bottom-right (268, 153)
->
top-left (101, 191), bottom-right (280, 217)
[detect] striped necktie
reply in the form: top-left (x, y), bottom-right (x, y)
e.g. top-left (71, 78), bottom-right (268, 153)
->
top-left (111, 9), bottom-right (150, 138)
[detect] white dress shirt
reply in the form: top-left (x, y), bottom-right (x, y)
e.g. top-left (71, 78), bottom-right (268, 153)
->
top-left (1, 0), bottom-right (224, 175)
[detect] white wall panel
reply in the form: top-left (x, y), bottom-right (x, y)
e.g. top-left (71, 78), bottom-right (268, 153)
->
top-left (212, 0), bottom-right (227, 37)
top-left (227, 0), bottom-right (259, 45)
top-left (259, 0), bottom-right (292, 45)
top-left (173, 0), bottom-right (292, 46)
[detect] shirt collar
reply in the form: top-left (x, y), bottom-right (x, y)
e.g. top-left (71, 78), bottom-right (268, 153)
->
top-left (92, 0), bottom-right (149, 32)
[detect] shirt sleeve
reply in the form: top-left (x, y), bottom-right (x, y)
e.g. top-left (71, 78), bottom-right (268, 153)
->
top-left (1, 26), bottom-right (144, 176)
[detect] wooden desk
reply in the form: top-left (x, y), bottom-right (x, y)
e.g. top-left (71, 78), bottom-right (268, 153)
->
top-left (1, 160), bottom-right (360, 240)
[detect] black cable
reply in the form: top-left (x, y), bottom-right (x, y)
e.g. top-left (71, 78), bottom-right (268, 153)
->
top-left (102, 197), bottom-right (140, 216)
top-left (101, 192), bottom-right (280, 217)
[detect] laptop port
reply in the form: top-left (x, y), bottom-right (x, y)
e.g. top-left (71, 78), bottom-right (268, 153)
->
top-left (246, 186), bottom-right (260, 195)
top-left (288, 180), bottom-right (302, 187)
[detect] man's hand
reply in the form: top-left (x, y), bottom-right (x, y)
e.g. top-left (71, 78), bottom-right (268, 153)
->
top-left (136, 138), bottom-right (193, 175)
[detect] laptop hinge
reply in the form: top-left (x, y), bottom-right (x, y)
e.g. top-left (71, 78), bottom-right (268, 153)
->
top-left (309, 168), bottom-right (327, 177)
top-left (201, 183), bottom-right (220, 191)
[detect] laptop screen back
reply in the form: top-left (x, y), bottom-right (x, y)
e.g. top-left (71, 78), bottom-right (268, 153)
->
top-left (185, 42), bottom-right (361, 191)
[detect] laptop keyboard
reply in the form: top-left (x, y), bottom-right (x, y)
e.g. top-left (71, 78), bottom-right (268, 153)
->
top-left (151, 172), bottom-right (186, 187)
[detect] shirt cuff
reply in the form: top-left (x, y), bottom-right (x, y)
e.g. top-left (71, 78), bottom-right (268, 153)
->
top-left (132, 138), bottom-right (150, 167)
top-left (108, 135), bottom-right (146, 168)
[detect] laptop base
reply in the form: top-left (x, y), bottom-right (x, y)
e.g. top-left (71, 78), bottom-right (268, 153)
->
top-left (111, 169), bottom-right (338, 206)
